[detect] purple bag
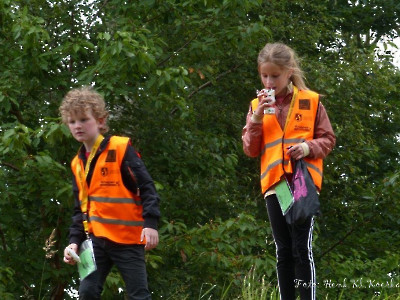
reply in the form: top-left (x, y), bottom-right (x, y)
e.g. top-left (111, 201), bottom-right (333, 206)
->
top-left (285, 159), bottom-right (320, 225)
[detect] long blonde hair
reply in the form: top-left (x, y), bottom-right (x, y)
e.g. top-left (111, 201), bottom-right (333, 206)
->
top-left (257, 43), bottom-right (308, 90)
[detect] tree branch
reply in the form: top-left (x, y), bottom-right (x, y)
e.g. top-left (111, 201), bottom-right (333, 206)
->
top-left (317, 182), bottom-right (385, 260)
top-left (156, 13), bottom-right (217, 68)
top-left (318, 216), bottom-right (373, 259)
top-left (0, 162), bottom-right (20, 171)
top-left (97, 0), bottom-right (110, 12)
top-left (188, 64), bottom-right (242, 99)
top-left (6, 94), bottom-right (25, 123)
top-left (157, 33), bottom-right (199, 67)
top-left (0, 225), bottom-right (7, 251)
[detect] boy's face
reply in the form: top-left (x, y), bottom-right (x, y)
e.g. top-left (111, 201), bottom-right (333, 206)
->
top-left (67, 110), bottom-right (104, 147)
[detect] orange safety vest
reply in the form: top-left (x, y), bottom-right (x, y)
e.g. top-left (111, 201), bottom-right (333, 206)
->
top-left (71, 136), bottom-right (145, 245)
top-left (251, 86), bottom-right (323, 194)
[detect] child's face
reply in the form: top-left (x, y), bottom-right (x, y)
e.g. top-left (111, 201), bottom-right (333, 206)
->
top-left (67, 110), bottom-right (104, 147)
top-left (259, 62), bottom-right (293, 97)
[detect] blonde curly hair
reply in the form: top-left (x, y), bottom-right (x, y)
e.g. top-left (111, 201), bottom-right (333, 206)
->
top-left (59, 86), bottom-right (109, 134)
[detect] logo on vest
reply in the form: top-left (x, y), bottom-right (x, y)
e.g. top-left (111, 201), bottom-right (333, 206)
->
top-left (100, 181), bottom-right (120, 187)
top-left (105, 150), bottom-right (116, 162)
top-left (299, 99), bottom-right (310, 110)
top-left (295, 113), bottom-right (302, 121)
top-left (294, 125), bottom-right (311, 132)
top-left (101, 167), bottom-right (108, 176)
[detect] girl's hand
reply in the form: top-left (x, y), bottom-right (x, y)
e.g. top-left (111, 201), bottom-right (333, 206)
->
top-left (63, 243), bottom-right (79, 265)
top-left (254, 90), bottom-right (275, 117)
top-left (287, 144), bottom-right (305, 161)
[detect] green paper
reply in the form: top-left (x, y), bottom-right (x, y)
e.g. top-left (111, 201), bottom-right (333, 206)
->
top-left (275, 179), bottom-right (294, 215)
top-left (77, 239), bottom-right (97, 281)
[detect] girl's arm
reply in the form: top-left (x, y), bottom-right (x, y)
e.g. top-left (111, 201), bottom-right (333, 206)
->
top-left (306, 102), bottom-right (336, 159)
top-left (242, 104), bottom-right (264, 157)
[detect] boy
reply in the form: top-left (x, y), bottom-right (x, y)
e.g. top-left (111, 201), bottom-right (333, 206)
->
top-left (61, 86), bottom-right (160, 300)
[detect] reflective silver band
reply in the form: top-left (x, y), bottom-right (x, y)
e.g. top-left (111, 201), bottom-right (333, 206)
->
top-left (304, 161), bottom-right (323, 177)
top-left (261, 159), bottom-right (283, 180)
top-left (261, 138), bottom-right (282, 155)
top-left (89, 216), bottom-right (144, 227)
top-left (89, 196), bottom-right (142, 206)
top-left (261, 138), bottom-right (305, 155)
top-left (283, 138), bottom-right (305, 144)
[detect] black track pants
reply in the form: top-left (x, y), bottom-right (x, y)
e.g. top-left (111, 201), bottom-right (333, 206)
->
top-left (266, 194), bottom-right (316, 300)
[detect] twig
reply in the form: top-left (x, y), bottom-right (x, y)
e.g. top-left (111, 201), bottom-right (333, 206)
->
top-left (97, 0), bottom-right (109, 12)
top-left (157, 33), bottom-right (199, 67)
top-left (318, 216), bottom-right (373, 259)
top-left (188, 64), bottom-right (242, 99)
top-left (0, 225), bottom-right (7, 251)
top-left (0, 162), bottom-right (20, 171)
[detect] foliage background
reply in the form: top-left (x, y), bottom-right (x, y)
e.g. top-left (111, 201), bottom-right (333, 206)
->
top-left (0, 0), bottom-right (399, 299)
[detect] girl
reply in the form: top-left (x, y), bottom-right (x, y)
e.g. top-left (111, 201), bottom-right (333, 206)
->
top-left (242, 43), bottom-right (335, 300)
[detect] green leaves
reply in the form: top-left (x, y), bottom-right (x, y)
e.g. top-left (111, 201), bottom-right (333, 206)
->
top-left (0, 267), bottom-right (15, 300)
top-left (0, 0), bottom-right (400, 298)
top-left (151, 214), bottom-right (275, 298)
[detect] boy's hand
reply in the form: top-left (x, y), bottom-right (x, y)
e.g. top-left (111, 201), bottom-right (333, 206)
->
top-left (63, 243), bottom-right (79, 265)
top-left (141, 228), bottom-right (159, 250)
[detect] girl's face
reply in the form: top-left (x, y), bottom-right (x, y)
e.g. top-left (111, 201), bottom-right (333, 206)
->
top-left (259, 62), bottom-right (293, 97)
top-left (67, 110), bottom-right (104, 150)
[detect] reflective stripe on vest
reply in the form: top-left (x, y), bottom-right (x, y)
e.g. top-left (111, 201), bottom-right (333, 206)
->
top-left (251, 87), bottom-right (323, 193)
top-left (71, 136), bottom-right (144, 244)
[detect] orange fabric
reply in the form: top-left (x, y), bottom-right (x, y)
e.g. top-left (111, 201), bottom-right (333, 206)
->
top-left (251, 87), bottom-right (323, 193)
top-left (72, 136), bottom-right (145, 244)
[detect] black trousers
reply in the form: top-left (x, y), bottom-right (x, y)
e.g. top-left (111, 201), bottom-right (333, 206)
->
top-left (79, 235), bottom-right (151, 300)
top-left (266, 195), bottom-right (316, 300)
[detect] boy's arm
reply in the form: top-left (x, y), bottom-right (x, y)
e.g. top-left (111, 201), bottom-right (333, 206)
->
top-left (121, 144), bottom-right (161, 230)
top-left (68, 176), bottom-right (87, 246)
